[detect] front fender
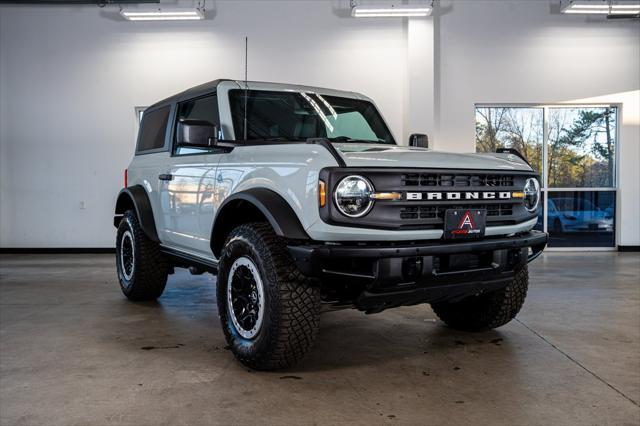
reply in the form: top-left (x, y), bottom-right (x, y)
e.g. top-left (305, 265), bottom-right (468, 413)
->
top-left (210, 188), bottom-right (310, 257)
top-left (214, 188), bottom-right (309, 238)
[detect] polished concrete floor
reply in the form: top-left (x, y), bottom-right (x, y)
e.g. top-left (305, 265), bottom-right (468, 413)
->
top-left (0, 253), bottom-right (639, 426)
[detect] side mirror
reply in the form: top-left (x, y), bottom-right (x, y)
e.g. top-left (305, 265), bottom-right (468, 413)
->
top-left (176, 120), bottom-right (218, 146)
top-left (409, 133), bottom-right (428, 148)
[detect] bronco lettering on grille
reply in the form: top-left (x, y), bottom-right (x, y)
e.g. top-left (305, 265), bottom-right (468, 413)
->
top-left (405, 191), bottom-right (514, 201)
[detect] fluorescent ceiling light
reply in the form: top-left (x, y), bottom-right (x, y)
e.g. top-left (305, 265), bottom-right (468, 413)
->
top-left (351, 4), bottom-right (432, 18)
top-left (561, 1), bottom-right (640, 15)
top-left (120, 7), bottom-right (204, 21)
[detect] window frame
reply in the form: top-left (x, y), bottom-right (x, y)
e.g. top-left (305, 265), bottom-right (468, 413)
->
top-left (169, 92), bottom-right (224, 157)
top-left (227, 89), bottom-right (397, 145)
top-left (135, 104), bottom-right (173, 156)
top-left (475, 103), bottom-right (621, 251)
top-left (134, 106), bottom-right (147, 143)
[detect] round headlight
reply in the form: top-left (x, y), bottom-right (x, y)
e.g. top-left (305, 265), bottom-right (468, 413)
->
top-left (334, 175), bottom-right (374, 218)
top-left (523, 177), bottom-right (540, 212)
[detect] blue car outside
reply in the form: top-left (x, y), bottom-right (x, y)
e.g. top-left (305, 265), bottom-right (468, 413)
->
top-left (541, 197), bottom-right (613, 233)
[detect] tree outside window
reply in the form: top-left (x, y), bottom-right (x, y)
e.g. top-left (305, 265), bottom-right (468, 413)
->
top-left (475, 107), bottom-right (543, 178)
top-left (548, 107), bottom-right (616, 188)
top-left (475, 105), bottom-right (617, 248)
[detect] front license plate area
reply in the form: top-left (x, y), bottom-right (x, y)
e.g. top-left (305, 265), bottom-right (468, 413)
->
top-left (444, 209), bottom-right (487, 240)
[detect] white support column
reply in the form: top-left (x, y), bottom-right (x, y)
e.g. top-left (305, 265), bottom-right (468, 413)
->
top-left (406, 16), bottom-right (436, 147)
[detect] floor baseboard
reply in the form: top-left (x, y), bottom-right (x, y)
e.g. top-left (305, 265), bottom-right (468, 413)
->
top-left (0, 248), bottom-right (115, 254)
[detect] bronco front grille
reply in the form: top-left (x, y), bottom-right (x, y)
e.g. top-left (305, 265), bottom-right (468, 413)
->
top-left (400, 204), bottom-right (514, 221)
top-left (319, 168), bottom-right (535, 231)
top-left (401, 173), bottom-right (514, 188)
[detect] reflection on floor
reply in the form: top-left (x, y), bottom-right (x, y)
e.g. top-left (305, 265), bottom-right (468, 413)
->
top-left (0, 253), bottom-right (638, 425)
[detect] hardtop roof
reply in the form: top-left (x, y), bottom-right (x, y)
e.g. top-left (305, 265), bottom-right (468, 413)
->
top-left (146, 79), bottom-right (365, 110)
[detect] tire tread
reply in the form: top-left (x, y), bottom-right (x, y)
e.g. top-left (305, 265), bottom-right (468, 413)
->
top-left (431, 266), bottom-right (528, 331)
top-left (218, 222), bottom-right (320, 370)
top-left (116, 210), bottom-right (168, 301)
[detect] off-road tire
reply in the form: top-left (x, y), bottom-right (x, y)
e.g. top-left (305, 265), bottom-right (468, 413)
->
top-left (217, 222), bottom-right (321, 370)
top-left (116, 210), bottom-right (169, 301)
top-left (431, 266), bottom-right (529, 332)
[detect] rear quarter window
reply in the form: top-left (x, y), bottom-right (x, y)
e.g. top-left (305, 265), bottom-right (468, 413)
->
top-left (137, 105), bottom-right (170, 153)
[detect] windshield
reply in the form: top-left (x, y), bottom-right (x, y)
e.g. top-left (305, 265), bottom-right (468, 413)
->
top-left (229, 89), bottom-right (395, 144)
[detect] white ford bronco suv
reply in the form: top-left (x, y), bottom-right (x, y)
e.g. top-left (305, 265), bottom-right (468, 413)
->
top-left (114, 79), bottom-right (547, 370)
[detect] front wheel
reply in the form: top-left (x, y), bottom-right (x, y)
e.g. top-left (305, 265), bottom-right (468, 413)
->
top-left (430, 266), bottom-right (529, 332)
top-left (216, 222), bottom-right (321, 370)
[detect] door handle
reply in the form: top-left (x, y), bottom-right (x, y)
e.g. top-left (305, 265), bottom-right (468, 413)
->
top-left (158, 174), bottom-right (173, 181)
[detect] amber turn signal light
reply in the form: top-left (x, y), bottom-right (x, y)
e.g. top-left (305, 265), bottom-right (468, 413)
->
top-left (511, 191), bottom-right (525, 199)
top-left (370, 192), bottom-right (402, 200)
top-left (319, 180), bottom-right (327, 207)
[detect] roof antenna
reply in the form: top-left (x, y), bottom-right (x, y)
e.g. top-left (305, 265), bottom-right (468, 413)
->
top-left (243, 36), bottom-right (248, 141)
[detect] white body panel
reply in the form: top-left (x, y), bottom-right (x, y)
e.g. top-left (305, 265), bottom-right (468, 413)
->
top-left (158, 155), bottom-right (221, 253)
top-left (334, 143), bottom-right (531, 171)
top-left (127, 82), bottom-right (537, 262)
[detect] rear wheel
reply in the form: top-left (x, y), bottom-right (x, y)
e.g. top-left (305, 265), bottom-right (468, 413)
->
top-left (431, 266), bottom-right (528, 332)
top-left (116, 210), bottom-right (168, 301)
top-left (217, 222), bottom-right (321, 370)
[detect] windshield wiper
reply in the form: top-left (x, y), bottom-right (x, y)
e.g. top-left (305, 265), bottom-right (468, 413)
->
top-left (326, 136), bottom-right (383, 143)
top-left (249, 136), bottom-right (385, 143)
top-left (259, 136), bottom-right (301, 142)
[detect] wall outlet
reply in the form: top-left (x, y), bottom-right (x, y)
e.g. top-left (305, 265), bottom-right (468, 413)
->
top-left (80, 201), bottom-right (87, 210)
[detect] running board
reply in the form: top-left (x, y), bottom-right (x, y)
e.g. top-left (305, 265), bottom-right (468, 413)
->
top-left (160, 246), bottom-right (218, 274)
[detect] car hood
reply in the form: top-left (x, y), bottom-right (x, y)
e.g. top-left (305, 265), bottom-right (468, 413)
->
top-left (333, 143), bottom-right (533, 171)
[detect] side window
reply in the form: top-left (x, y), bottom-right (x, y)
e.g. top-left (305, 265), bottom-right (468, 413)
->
top-left (137, 105), bottom-right (170, 153)
top-left (174, 94), bottom-right (221, 155)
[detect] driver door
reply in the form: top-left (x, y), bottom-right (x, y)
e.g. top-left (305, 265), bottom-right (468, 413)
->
top-left (157, 93), bottom-right (225, 258)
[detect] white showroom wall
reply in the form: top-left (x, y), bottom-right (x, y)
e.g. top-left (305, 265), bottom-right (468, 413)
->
top-left (0, 1), bottom-right (409, 247)
top-left (435, 0), bottom-right (640, 247)
top-left (0, 0), bottom-right (638, 248)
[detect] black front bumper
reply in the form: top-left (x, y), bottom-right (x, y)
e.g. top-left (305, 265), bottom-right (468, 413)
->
top-left (288, 230), bottom-right (548, 313)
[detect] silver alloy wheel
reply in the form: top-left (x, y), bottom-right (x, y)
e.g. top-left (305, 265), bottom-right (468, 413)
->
top-left (120, 230), bottom-right (135, 281)
top-left (226, 256), bottom-right (265, 339)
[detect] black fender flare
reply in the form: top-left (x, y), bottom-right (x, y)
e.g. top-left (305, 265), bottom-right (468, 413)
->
top-left (114, 185), bottom-right (160, 242)
top-left (211, 188), bottom-right (310, 256)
